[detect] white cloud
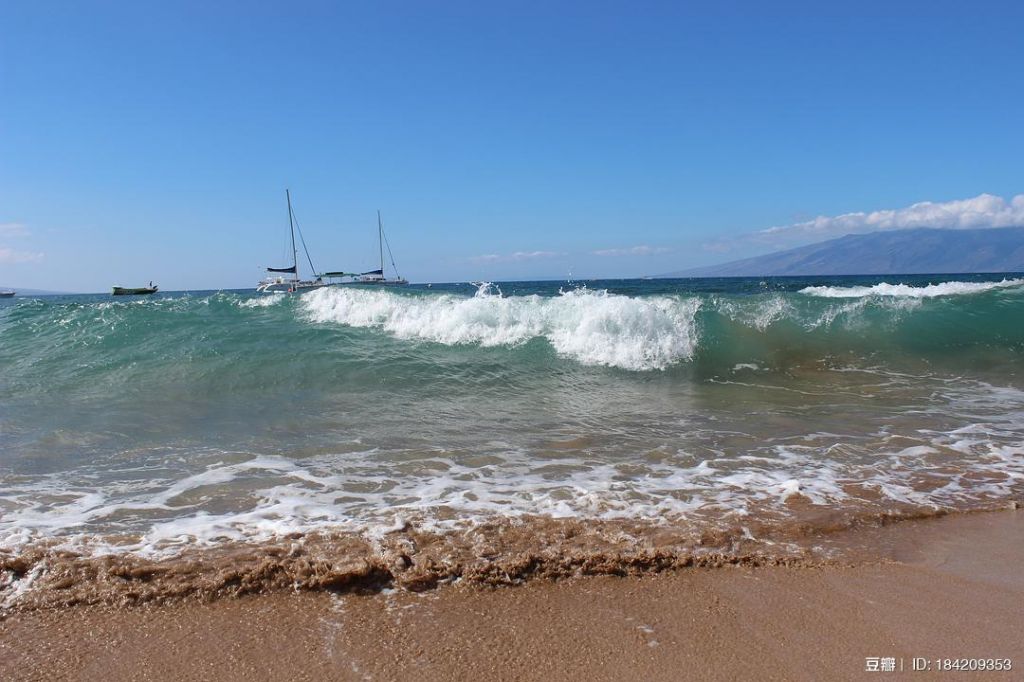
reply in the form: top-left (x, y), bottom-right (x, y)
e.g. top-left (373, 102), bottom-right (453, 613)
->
top-left (0, 222), bottom-right (43, 263)
top-left (754, 193), bottom-right (1024, 246)
top-left (0, 223), bottom-right (30, 238)
top-left (470, 250), bottom-right (562, 264)
top-left (592, 245), bottom-right (671, 257)
top-left (0, 247), bottom-right (44, 264)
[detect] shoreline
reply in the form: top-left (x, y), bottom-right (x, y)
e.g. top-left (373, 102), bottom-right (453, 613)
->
top-left (4, 500), bottom-right (1018, 612)
top-left (2, 509), bottom-right (1022, 680)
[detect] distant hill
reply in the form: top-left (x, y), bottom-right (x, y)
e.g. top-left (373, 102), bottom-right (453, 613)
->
top-left (663, 227), bottom-right (1024, 277)
top-left (0, 286), bottom-right (72, 296)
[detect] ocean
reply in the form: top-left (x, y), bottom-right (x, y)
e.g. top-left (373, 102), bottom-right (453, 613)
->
top-left (1, 274), bottom-right (1023, 605)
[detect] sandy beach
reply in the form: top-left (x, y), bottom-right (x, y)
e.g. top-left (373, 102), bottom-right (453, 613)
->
top-left (2, 510), bottom-right (1021, 681)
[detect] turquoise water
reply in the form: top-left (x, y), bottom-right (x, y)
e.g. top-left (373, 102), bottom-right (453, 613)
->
top-left (0, 275), bottom-right (1022, 556)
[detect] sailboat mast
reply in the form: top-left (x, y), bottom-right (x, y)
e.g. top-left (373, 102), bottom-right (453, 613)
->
top-left (377, 210), bottom-right (384, 273)
top-left (287, 189), bottom-right (298, 279)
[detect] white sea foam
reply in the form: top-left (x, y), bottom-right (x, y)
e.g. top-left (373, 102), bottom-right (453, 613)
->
top-left (732, 363), bottom-right (763, 371)
top-left (239, 293), bottom-right (286, 308)
top-left (1, 561), bottom-right (46, 609)
top-left (2, 393), bottom-right (1022, 561)
top-left (714, 294), bottom-right (794, 330)
top-left (800, 278), bottom-right (1024, 299)
top-left (299, 286), bottom-right (702, 370)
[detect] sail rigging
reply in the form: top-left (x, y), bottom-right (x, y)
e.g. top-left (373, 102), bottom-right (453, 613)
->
top-left (257, 190), bottom-right (328, 293)
top-left (292, 208), bottom-right (318, 277)
top-left (378, 210), bottom-right (403, 281)
top-left (267, 189), bottom-right (300, 275)
top-left (318, 211), bottom-right (407, 286)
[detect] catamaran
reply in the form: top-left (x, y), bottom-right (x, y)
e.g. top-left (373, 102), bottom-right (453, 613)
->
top-left (321, 211), bottom-right (408, 286)
top-left (257, 190), bottom-right (327, 293)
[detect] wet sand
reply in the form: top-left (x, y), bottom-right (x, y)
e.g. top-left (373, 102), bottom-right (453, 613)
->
top-left (1, 510), bottom-right (1022, 681)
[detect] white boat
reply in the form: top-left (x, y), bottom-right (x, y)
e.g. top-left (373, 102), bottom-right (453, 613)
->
top-left (0, 290), bottom-right (14, 298)
top-left (320, 211), bottom-right (408, 286)
top-left (257, 190), bottom-right (328, 293)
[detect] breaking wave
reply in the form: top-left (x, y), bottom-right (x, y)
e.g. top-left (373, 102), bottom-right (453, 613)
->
top-left (296, 281), bottom-right (1024, 373)
top-left (800, 278), bottom-right (1024, 298)
top-left (300, 284), bottom-right (702, 371)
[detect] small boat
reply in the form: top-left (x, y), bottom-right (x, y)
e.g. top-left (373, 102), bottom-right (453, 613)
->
top-left (112, 283), bottom-right (158, 296)
top-left (257, 190), bottom-right (328, 294)
top-left (321, 211), bottom-right (408, 286)
top-left (0, 290), bottom-right (14, 298)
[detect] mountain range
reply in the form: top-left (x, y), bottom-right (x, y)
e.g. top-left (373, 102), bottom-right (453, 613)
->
top-left (663, 227), bottom-right (1024, 277)
top-left (0, 287), bottom-right (70, 296)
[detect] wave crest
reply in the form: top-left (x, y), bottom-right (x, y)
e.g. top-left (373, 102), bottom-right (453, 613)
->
top-left (300, 286), bottom-right (701, 370)
top-left (800, 278), bottom-right (1024, 299)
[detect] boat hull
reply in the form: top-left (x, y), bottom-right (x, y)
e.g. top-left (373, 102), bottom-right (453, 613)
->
top-left (256, 279), bottom-right (329, 294)
top-left (0, 291), bottom-right (14, 298)
top-left (331, 280), bottom-right (409, 287)
top-left (112, 287), bottom-right (158, 296)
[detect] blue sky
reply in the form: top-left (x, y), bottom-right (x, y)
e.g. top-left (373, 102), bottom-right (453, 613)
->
top-left (2, 1), bottom-right (1023, 291)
